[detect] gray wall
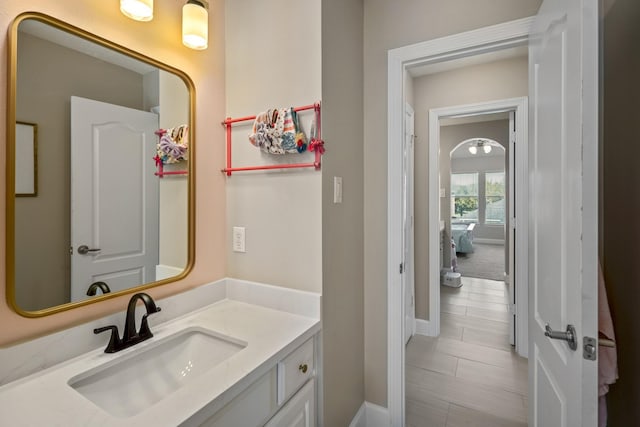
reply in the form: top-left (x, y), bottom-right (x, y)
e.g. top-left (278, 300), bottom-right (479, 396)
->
top-left (15, 32), bottom-right (143, 311)
top-left (321, 1), bottom-right (365, 424)
top-left (363, 1), bottom-right (541, 405)
top-left (602, 0), bottom-right (640, 423)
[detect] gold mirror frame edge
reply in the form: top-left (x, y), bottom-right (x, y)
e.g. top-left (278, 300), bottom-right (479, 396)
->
top-left (5, 11), bottom-right (197, 318)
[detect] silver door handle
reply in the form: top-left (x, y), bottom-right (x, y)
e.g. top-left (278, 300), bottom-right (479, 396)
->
top-left (77, 245), bottom-right (101, 255)
top-left (544, 323), bottom-right (577, 350)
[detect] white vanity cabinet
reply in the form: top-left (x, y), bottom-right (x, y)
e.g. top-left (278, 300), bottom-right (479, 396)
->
top-left (265, 379), bottom-right (315, 427)
top-left (186, 336), bottom-right (317, 427)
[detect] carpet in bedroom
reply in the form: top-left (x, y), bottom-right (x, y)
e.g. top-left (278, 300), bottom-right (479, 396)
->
top-left (455, 243), bottom-right (505, 282)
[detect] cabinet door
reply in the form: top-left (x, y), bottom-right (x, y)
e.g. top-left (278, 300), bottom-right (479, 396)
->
top-left (186, 369), bottom-right (277, 427)
top-left (265, 379), bottom-right (315, 427)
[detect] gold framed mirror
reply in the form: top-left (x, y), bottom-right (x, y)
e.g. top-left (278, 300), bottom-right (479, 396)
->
top-left (6, 12), bottom-right (195, 316)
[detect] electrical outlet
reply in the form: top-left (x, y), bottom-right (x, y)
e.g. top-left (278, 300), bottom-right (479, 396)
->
top-left (233, 227), bottom-right (245, 252)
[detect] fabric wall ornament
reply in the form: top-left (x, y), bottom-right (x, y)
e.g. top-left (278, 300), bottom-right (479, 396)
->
top-left (155, 125), bottom-right (189, 165)
top-left (248, 107), bottom-right (307, 154)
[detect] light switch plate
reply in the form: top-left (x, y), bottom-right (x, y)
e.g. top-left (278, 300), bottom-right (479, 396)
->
top-left (233, 227), bottom-right (246, 252)
top-left (334, 177), bottom-right (343, 204)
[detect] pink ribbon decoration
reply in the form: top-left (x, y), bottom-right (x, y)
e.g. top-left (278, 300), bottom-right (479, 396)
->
top-left (309, 138), bottom-right (325, 154)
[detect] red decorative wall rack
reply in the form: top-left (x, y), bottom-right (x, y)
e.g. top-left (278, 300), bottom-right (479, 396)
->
top-left (221, 102), bottom-right (323, 176)
top-left (154, 162), bottom-right (188, 178)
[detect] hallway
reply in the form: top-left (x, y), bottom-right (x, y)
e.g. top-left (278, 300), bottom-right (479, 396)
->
top-left (406, 277), bottom-right (528, 426)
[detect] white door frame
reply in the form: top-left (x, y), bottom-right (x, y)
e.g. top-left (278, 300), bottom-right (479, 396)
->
top-left (427, 98), bottom-right (528, 354)
top-left (387, 17), bottom-right (534, 425)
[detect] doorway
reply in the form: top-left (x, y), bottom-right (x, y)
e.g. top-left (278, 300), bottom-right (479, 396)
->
top-left (426, 99), bottom-right (528, 354)
top-left (387, 17), bottom-right (533, 425)
top-left (405, 106), bottom-right (528, 425)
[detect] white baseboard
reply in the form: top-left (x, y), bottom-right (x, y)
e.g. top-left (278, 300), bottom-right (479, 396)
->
top-left (415, 318), bottom-right (437, 337)
top-left (349, 401), bottom-right (389, 427)
top-left (473, 238), bottom-right (505, 245)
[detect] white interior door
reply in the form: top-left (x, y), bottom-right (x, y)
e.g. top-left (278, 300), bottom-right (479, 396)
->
top-left (403, 103), bottom-right (416, 344)
top-left (528, 0), bottom-right (598, 425)
top-left (70, 96), bottom-right (159, 301)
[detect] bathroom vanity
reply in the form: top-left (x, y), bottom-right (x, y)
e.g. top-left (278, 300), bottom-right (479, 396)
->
top-left (0, 279), bottom-right (321, 426)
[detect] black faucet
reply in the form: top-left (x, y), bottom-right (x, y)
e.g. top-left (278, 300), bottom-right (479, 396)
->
top-left (86, 281), bottom-right (111, 296)
top-left (94, 292), bottom-right (161, 353)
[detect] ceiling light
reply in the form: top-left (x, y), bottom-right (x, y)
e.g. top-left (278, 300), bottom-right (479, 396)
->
top-left (483, 144), bottom-right (492, 154)
top-left (120, 0), bottom-right (153, 22)
top-left (182, 0), bottom-right (208, 50)
top-left (468, 145), bottom-right (477, 155)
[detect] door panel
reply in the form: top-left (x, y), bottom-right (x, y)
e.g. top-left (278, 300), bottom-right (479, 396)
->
top-left (403, 103), bottom-right (415, 344)
top-left (529, 0), bottom-right (598, 426)
top-left (70, 96), bottom-right (159, 301)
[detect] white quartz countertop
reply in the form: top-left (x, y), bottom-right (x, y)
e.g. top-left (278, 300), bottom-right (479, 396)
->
top-left (0, 283), bottom-right (320, 426)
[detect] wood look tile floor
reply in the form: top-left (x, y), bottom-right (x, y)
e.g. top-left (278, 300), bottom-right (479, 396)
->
top-left (406, 277), bottom-right (528, 427)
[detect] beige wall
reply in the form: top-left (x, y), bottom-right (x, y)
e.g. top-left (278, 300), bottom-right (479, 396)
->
top-left (602, 0), bottom-right (640, 422)
top-left (363, 0), bottom-right (541, 407)
top-left (14, 32), bottom-right (145, 311)
top-left (321, 0), bottom-right (365, 425)
top-left (0, 0), bottom-right (227, 345)
top-left (224, 0), bottom-right (322, 293)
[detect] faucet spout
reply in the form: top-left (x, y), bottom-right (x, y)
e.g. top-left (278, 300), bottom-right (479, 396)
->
top-left (86, 281), bottom-right (111, 296)
top-left (95, 292), bottom-right (161, 353)
top-left (123, 293), bottom-right (161, 344)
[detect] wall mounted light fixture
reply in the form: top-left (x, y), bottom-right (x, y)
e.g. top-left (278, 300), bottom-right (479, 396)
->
top-left (182, 0), bottom-right (208, 50)
top-left (120, 0), bottom-right (154, 22)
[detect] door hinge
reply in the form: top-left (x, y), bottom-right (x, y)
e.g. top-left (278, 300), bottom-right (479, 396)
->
top-left (399, 263), bottom-right (404, 274)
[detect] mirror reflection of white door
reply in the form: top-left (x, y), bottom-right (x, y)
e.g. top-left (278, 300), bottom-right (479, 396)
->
top-left (508, 110), bottom-right (516, 347)
top-left (70, 96), bottom-right (159, 301)
top-left (403, 103), bottom-right (415, 344)
top-left (529, 0), bottom-right (598, 425)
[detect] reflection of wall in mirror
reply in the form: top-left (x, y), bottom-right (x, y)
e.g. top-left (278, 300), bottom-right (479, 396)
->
top-left (15, 31), bottom-right (145, 311)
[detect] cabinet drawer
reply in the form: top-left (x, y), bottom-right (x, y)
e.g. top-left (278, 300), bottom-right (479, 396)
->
top-left (277, 338), bottom-right (314, 405)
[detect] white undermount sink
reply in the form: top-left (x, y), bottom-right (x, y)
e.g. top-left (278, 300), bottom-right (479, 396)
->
top-left (68, 327), bottom-right (247, 418)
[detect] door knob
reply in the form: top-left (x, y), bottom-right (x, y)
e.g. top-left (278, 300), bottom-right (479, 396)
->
top-left (77, 245), bottom-right (101, 255)
top-left (544, 323), bottom-right (577, 350)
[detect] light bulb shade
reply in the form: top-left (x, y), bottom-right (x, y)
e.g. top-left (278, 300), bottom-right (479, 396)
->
top-left (183, 0), bottom-right (208, 50)
top-left (483, 144), bottom-right (492, 154)
top-left (468, 145), bottom-right (477, 155)
top-left (120, 0), bottom-right (153, 22)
